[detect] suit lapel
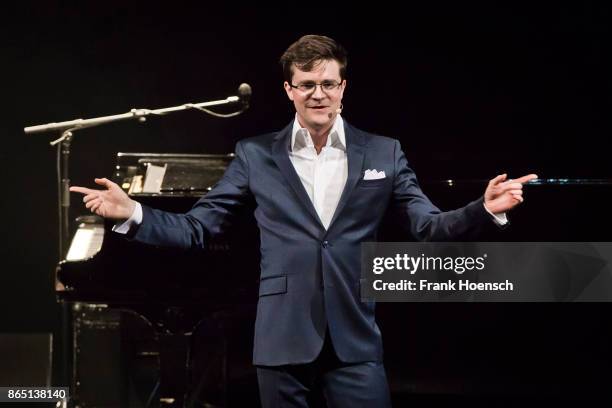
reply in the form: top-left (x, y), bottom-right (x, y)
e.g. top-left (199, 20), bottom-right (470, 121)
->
top-left (325, 122), bottom-right (366, 233)
top-left (271, 122), bottom-right (326, 230)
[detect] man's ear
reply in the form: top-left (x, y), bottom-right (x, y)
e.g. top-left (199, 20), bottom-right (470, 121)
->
top-left (339, 79), bottom-right (347, 100)
top-left (284, 81), bottom-right (294, 101)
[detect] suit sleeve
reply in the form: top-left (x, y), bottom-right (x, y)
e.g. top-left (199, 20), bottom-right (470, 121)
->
top-left (391, 140), bottom-right (491, 241)
top-left (130, 141), bottom-right (251, 250)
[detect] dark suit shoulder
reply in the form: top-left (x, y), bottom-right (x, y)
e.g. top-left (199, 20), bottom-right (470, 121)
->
top-left (235, 132), bottom-right (279, 157)
top-left (365, 133), bottom-right (398, 147)
top-left (345, 122), bottom-right (398, 149)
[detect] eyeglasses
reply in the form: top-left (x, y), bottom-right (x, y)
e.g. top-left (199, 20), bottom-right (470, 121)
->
top-left (289, 80), bottom-right (342, 94)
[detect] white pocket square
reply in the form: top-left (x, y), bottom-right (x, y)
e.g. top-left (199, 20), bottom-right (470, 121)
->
top-left (363, 169), bottom-right (386, 180)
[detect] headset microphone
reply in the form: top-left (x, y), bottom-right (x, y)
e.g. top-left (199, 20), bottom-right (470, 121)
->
top-left (328, 104), bottom-right (343, 118)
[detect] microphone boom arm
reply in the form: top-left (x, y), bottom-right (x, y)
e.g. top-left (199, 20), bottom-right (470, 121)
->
top-left (24, 95), bottom-right (241, 135)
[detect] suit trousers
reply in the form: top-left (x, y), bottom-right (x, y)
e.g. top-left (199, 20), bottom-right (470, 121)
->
top-left (256, 331), bottom-right (391, 408)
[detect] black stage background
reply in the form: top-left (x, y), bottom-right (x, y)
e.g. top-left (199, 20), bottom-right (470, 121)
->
top-left (1, 2), bottom-right (611, 406)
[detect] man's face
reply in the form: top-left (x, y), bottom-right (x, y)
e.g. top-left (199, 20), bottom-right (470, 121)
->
top-left (284, 59), bottom-right (346, 132)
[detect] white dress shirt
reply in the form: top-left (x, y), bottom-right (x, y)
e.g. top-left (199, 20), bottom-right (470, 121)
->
top-left (289, 115), bottom-right (348, 230)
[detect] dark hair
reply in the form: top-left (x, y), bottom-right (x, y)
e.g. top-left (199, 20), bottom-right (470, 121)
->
top-left (280, 35), bottom-right (347, 82)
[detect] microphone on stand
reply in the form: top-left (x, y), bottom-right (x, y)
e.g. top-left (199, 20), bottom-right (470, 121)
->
top-left (238, 83), bottom-right (252, 109)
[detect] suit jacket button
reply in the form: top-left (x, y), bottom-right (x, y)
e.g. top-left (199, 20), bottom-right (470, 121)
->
top-left (322, 241), bottom-right (329, 248)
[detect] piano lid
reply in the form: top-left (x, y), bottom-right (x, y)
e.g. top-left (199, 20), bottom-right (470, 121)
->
top-left (114, 152), bottom-right (235, 197)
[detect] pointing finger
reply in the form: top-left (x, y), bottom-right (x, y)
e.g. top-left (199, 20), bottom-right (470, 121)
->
top-left (69, 186), bottom-right (97, 195)
top-left (512, 174), bottom-right (538, 184)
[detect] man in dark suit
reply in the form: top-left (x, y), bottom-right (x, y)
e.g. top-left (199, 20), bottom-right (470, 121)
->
top-left (71, 35), bottom-right (536, 407)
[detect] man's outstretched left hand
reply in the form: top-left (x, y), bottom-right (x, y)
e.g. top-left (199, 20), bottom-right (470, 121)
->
top-left (484, 173), bottom-right (538, 214)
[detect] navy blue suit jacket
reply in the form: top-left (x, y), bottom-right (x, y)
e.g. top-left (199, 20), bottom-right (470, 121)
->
top-left (131, 120), bottom-right (491, 366)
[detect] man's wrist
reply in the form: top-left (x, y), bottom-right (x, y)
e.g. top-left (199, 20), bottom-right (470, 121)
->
top-left (483, 202), bottom-right (508, 226)
top-left (113, 201), bottom-right (143, 234)
top-left (124, 199), bottom-right (137, 221)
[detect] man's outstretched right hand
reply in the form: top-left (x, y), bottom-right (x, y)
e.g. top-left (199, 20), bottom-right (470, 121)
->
top-left (70, 178), bottom-right (136, 220)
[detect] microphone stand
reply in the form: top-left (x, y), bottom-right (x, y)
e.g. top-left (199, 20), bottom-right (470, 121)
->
top-left (24, 94), bottom-right (243, 260)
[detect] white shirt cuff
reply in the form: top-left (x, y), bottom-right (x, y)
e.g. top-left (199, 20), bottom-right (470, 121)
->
top-left (112, 201), bottom-right (143, 234)
top-left (483, 203), bottom-right (508, 226)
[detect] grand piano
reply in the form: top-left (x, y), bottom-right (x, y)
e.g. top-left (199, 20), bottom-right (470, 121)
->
top-left (56, 152), bottom-right (612, 407)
